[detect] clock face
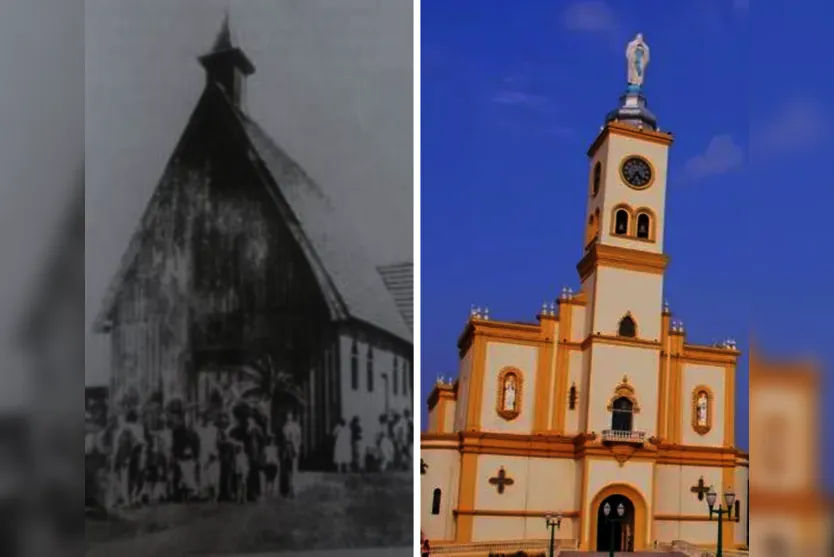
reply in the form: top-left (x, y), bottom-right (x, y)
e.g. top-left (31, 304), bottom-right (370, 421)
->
top-left (621, 156), bottom-right (652, 188)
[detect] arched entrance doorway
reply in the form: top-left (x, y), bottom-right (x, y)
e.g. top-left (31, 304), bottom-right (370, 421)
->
top-left (588, 483), bottom-right (648, 551)
top-left (596, 494), bottom-right (635, 552)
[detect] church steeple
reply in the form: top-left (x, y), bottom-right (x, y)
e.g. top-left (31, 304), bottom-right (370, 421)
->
top-left (198, 12), bottom-right (256, 109)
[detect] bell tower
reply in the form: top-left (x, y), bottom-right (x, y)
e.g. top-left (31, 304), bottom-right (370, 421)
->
top-left (579, 33), bottom-right (673, 344)
top-left (198, 12), bottom-right (256, 110)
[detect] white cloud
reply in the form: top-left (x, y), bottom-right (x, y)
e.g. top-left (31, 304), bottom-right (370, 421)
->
top-left (561, 1), bottom-right (617, 32)
top-left (684, 134), bottom-right (744, 180)
top-left (753, 99), bottom-right (826, 158)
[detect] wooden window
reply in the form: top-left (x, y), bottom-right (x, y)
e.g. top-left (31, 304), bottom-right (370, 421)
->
top-left (351, 340), bottom-right (359, 391)
top-left (367, 346), bottom-right (374, 392)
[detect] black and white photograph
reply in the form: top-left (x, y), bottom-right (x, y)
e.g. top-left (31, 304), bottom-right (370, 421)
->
top-left (85, 1), bottom-right (414, 555)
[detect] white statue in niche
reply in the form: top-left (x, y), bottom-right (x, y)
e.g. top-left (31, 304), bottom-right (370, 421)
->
top-left (696, 392), bottom-right (708, 426)
top-left (503, 375), bottom-right (517, 412)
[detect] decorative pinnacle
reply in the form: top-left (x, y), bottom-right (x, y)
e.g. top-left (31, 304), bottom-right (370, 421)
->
top-left (470, 306), bottom-right (489, 320)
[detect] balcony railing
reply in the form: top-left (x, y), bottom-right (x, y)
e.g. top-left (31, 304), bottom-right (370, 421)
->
top-left (601, 429), bottom-right (646, 444)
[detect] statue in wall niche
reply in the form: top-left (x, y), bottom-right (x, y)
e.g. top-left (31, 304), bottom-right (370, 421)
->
top-left (696, 391), bottom-right (708, 426)
top-left (503, 375), bottom-right (517, 412)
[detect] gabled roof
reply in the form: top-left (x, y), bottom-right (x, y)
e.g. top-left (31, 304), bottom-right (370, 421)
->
top-left (94, 81), bottom-right (411, 344)
top-left (233, 104), bottom-right (411, 342)
top-left (377, 261), bottom-right (413, 332)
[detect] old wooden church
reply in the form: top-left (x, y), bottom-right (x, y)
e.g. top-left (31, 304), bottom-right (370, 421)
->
top-left (93, 18), bottom-right (412, 467)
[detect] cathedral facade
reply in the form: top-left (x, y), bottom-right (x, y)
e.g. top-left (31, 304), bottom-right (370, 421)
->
top-left (420, 36), bottom-right (748, 554)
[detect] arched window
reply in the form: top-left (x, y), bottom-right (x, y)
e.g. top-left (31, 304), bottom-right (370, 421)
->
top-left (367, 346), bottom-right (374, 392)
top-left (351, 340), bottom-right (359, 390)
top-left (614, 209), bottom-right (629, 235)
top-left (618, 314), bottom-right (637, 337)
top-left (636, 213), bottom-right (651, 239)
top-left (611, 397), bottom-right (634, 432)
top-left (592, 162), bottom-right (602, 197)
top-left (431, 488), bottom-right (442, 515)
top-left (568, 384), bottom-right (578, 410)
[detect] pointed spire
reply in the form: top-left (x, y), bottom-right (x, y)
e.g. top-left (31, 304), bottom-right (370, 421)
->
top-left (198, 10), bottom-right (255, 109)
top-left (212, 10), bottom-right (234, 52)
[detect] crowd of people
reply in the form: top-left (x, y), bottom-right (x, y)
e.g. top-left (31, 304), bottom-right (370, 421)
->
top-left (331, 409), bottom-right (413, 473)
top-left (85, 397), bottom-right (303, 510)
top-left (85, 395), bottom-right (414, 512)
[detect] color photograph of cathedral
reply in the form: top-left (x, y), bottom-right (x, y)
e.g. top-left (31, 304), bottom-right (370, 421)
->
top-left (419, 3), bottom-right (754, 556)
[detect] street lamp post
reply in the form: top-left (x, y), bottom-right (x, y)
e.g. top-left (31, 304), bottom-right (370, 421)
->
top-left (602, 502), bottom-right (626, 557)
top-left (705, 485), bottom-right (735, 557)
top-left (544, 512), bottom-right (562, 557)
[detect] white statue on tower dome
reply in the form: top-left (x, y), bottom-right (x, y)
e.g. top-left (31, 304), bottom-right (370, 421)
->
top-left (626, 33), bottom-right (650, 89)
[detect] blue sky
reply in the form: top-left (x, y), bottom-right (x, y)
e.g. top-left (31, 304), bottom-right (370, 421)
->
top-left (420, 0), bottom-right (834, 485)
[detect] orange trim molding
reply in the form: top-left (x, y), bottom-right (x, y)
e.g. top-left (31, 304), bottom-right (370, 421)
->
top-left (587, 120), bottom-right (674, 159)
top-left (427, 382), bottom-right (456, 411)
top-left (496, 366), bottom-right (523, 421)
top-left (691, 385), bottom-right (713, 436)
top-left (421, 431), bottom-right (742, 467)
top-left (427, 382), bottom-right (457, 433)
top-left (577, 243), bottom-right (669, 282)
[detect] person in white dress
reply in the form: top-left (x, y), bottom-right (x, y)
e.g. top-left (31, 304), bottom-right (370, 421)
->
top-left (195, 412), bottom-right (220, 501)
top-left (281, 412), bottom-right (302, 497)
top-left (332, 419), bottom-right (352, 473)
top-left (378, 431), bottom-right (394, 472)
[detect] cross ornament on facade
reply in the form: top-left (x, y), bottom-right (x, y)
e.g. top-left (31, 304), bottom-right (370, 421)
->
top-left (690, 476), bottom-right (710, 501)
top-left (489, 467), bottom-right (515, 494)
top-left (421, 459), bottom-right (428, 475)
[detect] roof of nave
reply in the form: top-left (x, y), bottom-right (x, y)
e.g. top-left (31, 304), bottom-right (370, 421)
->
top-left (238, 113), bottom-right (412, 342)
top-left (93, 24), bottom-right (411, 344)
top-left (377, 261), bottom-right (413, 332)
